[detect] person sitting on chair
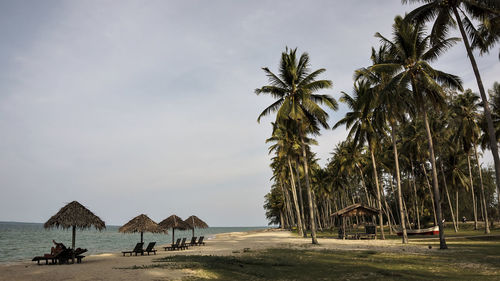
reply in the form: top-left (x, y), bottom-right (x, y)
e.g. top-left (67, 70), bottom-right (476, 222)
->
top-left (50, 240), bottom-right (66, 255)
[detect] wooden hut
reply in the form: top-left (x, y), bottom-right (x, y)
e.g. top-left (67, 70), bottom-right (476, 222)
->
top-left (331, 203), bottom-right (379, 240)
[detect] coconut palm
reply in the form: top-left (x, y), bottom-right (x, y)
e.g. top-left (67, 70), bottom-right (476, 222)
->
top-left (452, 89), bottom-right (490, 233)
top-left (356, 45), bottom-right (411, 243)
top-left (370, 15), bottom-right (463, 249)
top-left (256, 48), bottom-right (337, 244)
top-left (403, 0), bottom-right (500, 216)
top-left (334, 80), bottom-right (386, 239)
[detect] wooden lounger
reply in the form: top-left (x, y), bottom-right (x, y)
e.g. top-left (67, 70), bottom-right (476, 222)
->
top-left (32, 248), bottom-right (71, 265)
top-left (187, 236), bottom-right (197, 246)
top-left (164, 238), bottom-right (181, 251)
top-left (144, 242), bottom-right (157, 255)
top-left (122, 242), bottom-right (144, 256)
top-left (195, 236), bottom-right (205, 246)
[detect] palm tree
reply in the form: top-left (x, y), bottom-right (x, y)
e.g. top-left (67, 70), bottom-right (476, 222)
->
top-left (334, 80), bottom-right (386, 239)
top-left (256, 48), bottom-right (337, 244)
top-left (452, 89), bottom-right (490, 233)
top-left (267, 120), bottom-right (306, 237)
top-left (370, 15), bottom-right (463, 249)
top-left (357, 45), bottom-right (410, 243)
top-left (403, 0), bottom-right (500, 216)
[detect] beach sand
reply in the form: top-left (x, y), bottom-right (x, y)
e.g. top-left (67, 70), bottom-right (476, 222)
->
top-left (0, 229), bottom-right (430, 281)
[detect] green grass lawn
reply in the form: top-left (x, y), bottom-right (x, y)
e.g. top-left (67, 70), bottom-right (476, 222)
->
top-left (309, 221), bottom-right (500, 240)
top-left (142, 237), bottom-right (500, 280)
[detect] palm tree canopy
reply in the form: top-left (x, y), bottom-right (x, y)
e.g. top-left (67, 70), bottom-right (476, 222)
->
top-left (370, 15), bottom-right (463, 108)
top-left (255, 47), bottom-right (337, 128)
top-left (44, 201), bottom-right (105, 231)
top-left (119, 214), bottom-right (166, 234)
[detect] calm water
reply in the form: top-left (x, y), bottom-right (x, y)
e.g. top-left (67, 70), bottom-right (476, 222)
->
top-left (0, 222), bottom-right (265, 263)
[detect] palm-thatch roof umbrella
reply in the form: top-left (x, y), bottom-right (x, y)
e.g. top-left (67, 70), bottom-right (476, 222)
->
top-left (45, 201), bottom-right (105, 262)
top-left (159, 215), bottom-right (190, 244)
top-left (119, 214), bottom-right (166, 243)
top-left (184, 215), bottom-right (209, 238)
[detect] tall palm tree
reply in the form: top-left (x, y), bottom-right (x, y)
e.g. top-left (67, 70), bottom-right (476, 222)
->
top-left (357, 45), bottom-right (411, 243)
top-left (403, 0), bottom-right (500, 216)
top-left (256, 48), bottom-right (337, 244)
top-left (267, 120), bottom-right (306, 237)
top-left (334, 80), bottom-right (386, 239)
top-left (370, 15), bottom-right (463, 249)
top-left (452, 89), bottom-right (490, 233)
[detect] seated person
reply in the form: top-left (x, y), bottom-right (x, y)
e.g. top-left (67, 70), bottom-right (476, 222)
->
top-left (50, 240), bottom-right (67, 255)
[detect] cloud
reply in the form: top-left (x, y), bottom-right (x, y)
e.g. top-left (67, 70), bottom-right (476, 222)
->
top-left (0, 0), bottom-right (498, 225)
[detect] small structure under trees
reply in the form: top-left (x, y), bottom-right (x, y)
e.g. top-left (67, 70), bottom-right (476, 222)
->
top-left (331, 203), bottom-right (379, 240)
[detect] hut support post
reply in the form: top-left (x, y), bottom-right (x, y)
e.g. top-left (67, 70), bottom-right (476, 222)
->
top-left (172, 229), bottom-right (175, 245)
top-left (192, 228), bottom-right (195, 238)
top-left (72, 225), bottom-right (76, 263)
top-left (141, 232), bottom-right (144, 243)
top-left (342, 216), bottom-right (346, 240)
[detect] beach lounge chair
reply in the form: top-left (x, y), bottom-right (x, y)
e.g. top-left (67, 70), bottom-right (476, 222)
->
top-left (144, 242), bottom-right (157, 255)
top-left (187, 236), bottom-right (197, 246)
top-left (69, 248), bottom-right (88, 263)
top-left (32, 248), bottom-right (71, 265)
top-left (195, 236), bottom-right (205, 246)
top-left (164, 238), bottom-right (181, 251)
top-left (178, 238), bottom-right (188, 250)
top-left (122, 242), bottom-right (144, 256)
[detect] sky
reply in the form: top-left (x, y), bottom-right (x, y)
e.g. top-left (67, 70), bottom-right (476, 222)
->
top-left (0, 0), bottom-right (498, 227)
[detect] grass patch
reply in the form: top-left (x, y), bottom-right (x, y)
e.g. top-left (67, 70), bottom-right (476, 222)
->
top-left (127, 238), bottom-right (500, 280)
top-left (306, 222), bottom-right (500, 240)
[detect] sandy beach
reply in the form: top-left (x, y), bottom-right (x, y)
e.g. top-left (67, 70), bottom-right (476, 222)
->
top-left (0, 229), bottom-right (433, 281)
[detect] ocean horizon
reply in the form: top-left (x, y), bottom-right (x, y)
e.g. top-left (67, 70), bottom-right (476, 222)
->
top-left (0, 221), bottom-right (267, 263)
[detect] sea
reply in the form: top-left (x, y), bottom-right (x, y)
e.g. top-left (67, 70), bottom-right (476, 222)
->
top-left (0, 222), bottom-right (266, 263)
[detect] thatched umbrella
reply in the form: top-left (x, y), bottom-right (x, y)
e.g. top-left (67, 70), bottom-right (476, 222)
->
top-left (119, 214), bottom-right (166, 243)
top-left (45, 201), bottom-right (105, 262)
top-left (159, 215), bottom-right (190, 244)
top-left (184, 215), bottom-right (209, 238)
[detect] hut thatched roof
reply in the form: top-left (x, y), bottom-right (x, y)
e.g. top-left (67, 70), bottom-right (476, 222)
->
top-left (159, 214), bottom-right (189, 230)
top-left (331, 203), bottom-right (379, 217)
top-left (184, 215), bottom-right (209, 229)
top-left (44, 201), bottom-right (105, 230)
top-left (119, 214), bottom-right (166, 234)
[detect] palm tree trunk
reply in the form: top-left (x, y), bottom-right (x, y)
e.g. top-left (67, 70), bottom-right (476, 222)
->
top-left (295, 161), bottom-right (307, 236)
top-left (422, 164), bottom-right (438, 225)
top-left (279, 210), bottom-right (285, 229)
top-left (370, 146), bottom-right (385, 239)
top-left (357, 165), bottom-right (372, 206)
top-left (390, 121), bottom-right (408, 243)
top-left (421, 105), bottom-right (447, 249)
top-left (279, 181), bottom-right (291, 229)
top-left (453, 7), bottom-right (500, 216)
top-left (299, 133), bottom-right (318, 244)
top-left (312, 191), bottom-right (323, 231)
top-left (440, 161), bottom-right (458, 232)
top-left (467, 154), bottom-right (479, 230)
top-left (382, 189), bottom-right (394, 235)
top-left (287, 157), bottom-right (304, 237)
top-left (456, 190), bottom-right (459, 230)
top-left (411, 161), bottom-right (421, 229)
top-left (474, 144), bottom-right (490, 233)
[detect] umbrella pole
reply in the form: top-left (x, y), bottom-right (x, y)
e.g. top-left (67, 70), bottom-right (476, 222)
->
top-left (172, 228), bottom-right (175, 245)
top-left (141, 232), bottom-right (143, 244)
top-left (192, 228), bottom-right (194, 238)
top-left (72, 225), bottom-right (76, 263)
